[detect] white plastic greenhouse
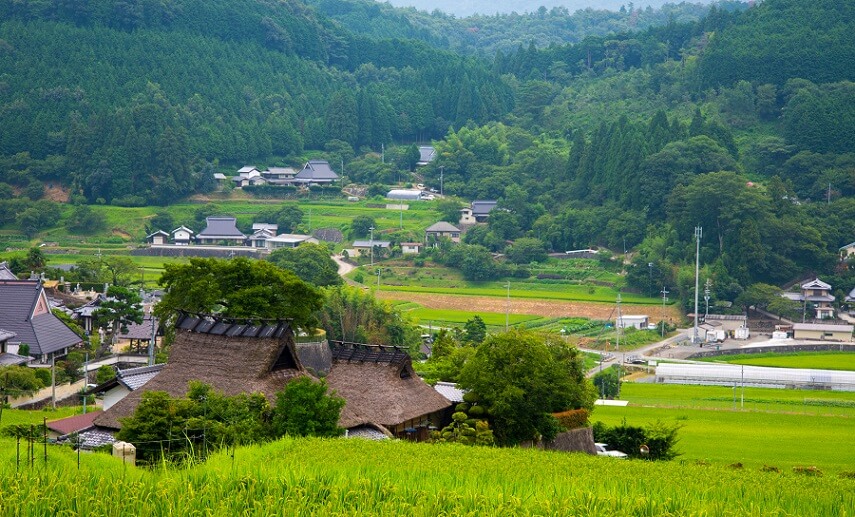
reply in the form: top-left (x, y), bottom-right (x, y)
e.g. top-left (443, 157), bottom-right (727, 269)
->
top-left (655, 363), bottom-right (855, 391)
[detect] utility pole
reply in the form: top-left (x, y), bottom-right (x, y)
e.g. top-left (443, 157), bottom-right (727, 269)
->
top-left (82, 352), bottom-right (88, 414)
top-left (51, 355), bottom-right (56, 410)
top-left (693, 226), bottom-right (702, 344)
top-left (704, 278), bottom-right (711, 321)
top-left (376, 268), bottom-right (381, 289)
top-left (505, 281), bottom-right (510, 331)
top-left (439, 165), bottom-right (444, 197)
top-left (661, 286), bottom-right (669, 338)
top-left (615, 293), bottom-right (622, 352)
top-left (148, 306), bottom-right (157, 366)
top-left (369, 226), bottom-right (375, 267)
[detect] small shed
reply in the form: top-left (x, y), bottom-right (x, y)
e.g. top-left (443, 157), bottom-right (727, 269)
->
top-left (171, 226), bottom-right (195, 245)
top-left (401, 242), bottom-right (423, 255)
top-left (145, 230), bottom-right (169, 245)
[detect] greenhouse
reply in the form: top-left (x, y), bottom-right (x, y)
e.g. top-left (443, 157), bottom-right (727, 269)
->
top-left (655, 363), bottom-right (855, 391)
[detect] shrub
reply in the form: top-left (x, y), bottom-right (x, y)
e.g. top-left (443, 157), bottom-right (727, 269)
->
top-left (593, 419), bottom-right (682, 460)
top-left (552, 409), bottom-right (590, 430)
top-left (792, 466), bottom-right (823, 477)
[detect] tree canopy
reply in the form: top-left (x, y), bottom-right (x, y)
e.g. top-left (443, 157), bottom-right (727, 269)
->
top-left (155, 257), bottom-right (323, 330)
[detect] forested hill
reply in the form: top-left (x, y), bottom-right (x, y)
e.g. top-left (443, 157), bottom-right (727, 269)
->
top-left (0, 0), bottom-right (511, 205)
top-left (305, 0), bottom-right (728, 56)
top-left (383, 0), bottom-right (705, 18)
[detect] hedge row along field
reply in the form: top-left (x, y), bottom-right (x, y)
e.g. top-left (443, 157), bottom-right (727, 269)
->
top-left (1, 437), bottom-right (853, 515)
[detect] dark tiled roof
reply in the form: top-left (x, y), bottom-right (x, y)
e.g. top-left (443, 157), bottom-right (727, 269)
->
top-left (0, 352), bottom-right (29, 366)
top-left (296, 160), bottom-right (339, 181)
top-left (65, 429), bottom-right (116, 450)
top-left (0, 327), bottom-right (16, 342)
top-left (197, 217), bottom-right (246, 239)
top-left (0, 280), bottom-right (82, 355)
top-left (471, 200), bottom-right (498, 217)
top-left (118, 363), bottom-right (165, 390)
top-left (418, 146), bottom-right (435, 164)
top-left (119, 315), bottom-right (158, 341)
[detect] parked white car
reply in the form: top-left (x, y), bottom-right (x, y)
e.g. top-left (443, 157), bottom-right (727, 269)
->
top-left (595, 443), bottom-right (628, 458)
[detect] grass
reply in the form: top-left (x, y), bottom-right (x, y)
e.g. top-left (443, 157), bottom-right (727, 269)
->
top-left (697, 351), bottom-right (855, 371)
top-left (1, 436), bottom-right (853, 515)
top-left (0, 407), bottom-right (80, 427)
top-left (374, 283), bottom-right (660, 304)
top-left (406, 307), bottom-right (544, 328)
top-left (592, 383), bottom-right (855, 472)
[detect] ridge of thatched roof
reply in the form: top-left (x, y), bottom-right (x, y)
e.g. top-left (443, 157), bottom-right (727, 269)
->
top-left (326, 342), bottom-right (451, 429)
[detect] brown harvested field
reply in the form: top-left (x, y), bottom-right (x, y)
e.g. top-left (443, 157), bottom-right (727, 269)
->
top-left (375, 291), bottom-right (683, 321)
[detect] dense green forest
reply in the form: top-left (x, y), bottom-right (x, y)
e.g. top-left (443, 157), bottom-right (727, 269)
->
top-left (2, 0), bottom-right (855, 309)
top-left (306, 0), bottom-right (732, 56)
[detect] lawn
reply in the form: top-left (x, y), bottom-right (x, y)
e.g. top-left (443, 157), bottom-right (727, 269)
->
top-left (698, 351), bottom-right (855, 371)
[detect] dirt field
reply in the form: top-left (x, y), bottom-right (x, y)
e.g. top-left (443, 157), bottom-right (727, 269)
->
top-left (375, 291), bottom-right (683, 321)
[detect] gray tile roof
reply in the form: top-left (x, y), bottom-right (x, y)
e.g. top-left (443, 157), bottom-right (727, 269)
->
top-left (117, 363), bottom-right (165, 391)
top-left (197, 217), bottom-right (246, 239)
top-left (425, 221), bottom-right (461, 233)
top-left (0, 352), bottom-right (29, 366)
top-left (0, 280), bottom-right (82, 355)
top-left (0, 327), bottom-right (16, 342)
top-left (118, 315), bottom-right (158, 341)
top-left (352, 240), bottom-right (391, 248)
top-left (434, 381), bottom-right (465, 403)
top-left (296, 160), bottom-right (339, 181)
top-left (471, 200), bottom-right (498, 217)
top-left (418, 146), bottom-right (435, 164)
top-left (793, 323), bottom-right (854, 332)
top-left (0, 262), bottom-right (17, 280)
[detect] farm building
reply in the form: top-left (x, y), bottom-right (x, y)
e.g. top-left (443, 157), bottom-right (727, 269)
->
top-left (264, 234), bottom-right (318, 250)
top-left (93, 314), bottom-right (450, 440)
top-left (387, 189), bottom-right (424, 201)
top-left (792, 323), bottom-right (853, 341)
top-left (352, 240), bottom-right (391, 257)
top-left (145, 230), bottom-right (169, 245)
top-left (655, 363), bottom-right (855, 391)
top-left (171, 226), bottom-right (194, 245)
top-left (616, 315), bottom-right (649, 330)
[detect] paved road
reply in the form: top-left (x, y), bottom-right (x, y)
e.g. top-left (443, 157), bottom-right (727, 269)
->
top-left (582, 331), bottom-right (690, 378)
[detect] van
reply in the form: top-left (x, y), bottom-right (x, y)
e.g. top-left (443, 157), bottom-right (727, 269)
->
top-left (347, 196), bottom-right (359, 202)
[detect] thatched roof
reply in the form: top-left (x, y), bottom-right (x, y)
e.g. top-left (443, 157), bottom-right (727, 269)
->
top-left (325, 341), bottom-right (451, 429)
top-left (94, 314), bottom-right (302, 430)
top-left (95, 316), bottom-right (449, 432)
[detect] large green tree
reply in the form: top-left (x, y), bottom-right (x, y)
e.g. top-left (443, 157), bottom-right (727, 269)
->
top-left (268, 243), bottom-right (342, 287)
top-left (458, 330), bottom-right (594, 446)
top-left (155, 258), bottom-right (323, 330)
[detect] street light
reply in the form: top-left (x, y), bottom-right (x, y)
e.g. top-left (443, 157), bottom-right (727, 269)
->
top-left (369, 226), bottom-right (375, 266)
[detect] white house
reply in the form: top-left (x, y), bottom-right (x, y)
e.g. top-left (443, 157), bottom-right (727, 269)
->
top-left (840, 241), bottom-right (855, 261)
top-left (617, 315), bottom-right (649, 330)
top-left (265, 234), bottom-right (318, 250)
top-left (401, 242), bottom-right (423, 255)
top-left (171, 226), bottom-right (195, 245)
top-left (782, 278), bottom-right (835, 319)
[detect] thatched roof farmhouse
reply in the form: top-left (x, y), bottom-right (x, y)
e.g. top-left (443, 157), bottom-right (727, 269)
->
top-left (94, 314), bottom-right (449, 439)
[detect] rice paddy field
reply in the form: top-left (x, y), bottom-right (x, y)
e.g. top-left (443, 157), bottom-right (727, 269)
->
top-left (593, 383), bottom-right (855, 473)
top-left (1, 435), bottom-right (853, 516)
top-left (698, 351), bottom-right (855, 371)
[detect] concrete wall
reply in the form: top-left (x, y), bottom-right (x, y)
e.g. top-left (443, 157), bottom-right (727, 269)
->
top-left (10, 379), bottom-right (86, 408)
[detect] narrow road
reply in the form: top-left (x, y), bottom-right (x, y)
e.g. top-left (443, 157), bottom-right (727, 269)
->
top-left (582, 330), bottom-right (689, 378)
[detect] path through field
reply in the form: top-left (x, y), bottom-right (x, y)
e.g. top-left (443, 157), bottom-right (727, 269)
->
top-left (375, 291), bottom-right (683, 320)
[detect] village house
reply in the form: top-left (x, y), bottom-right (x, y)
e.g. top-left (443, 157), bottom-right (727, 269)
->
top-left (171, 226), bottom-right (195, 245)
top-left (616, 315), bottom-right (649, 330)
top-left (417, 146), bottom-right (436, 166)
top-left (352, 240), bottom-right (392, 257)
top-left (196, 217), bottom-right (247, 246)
top-left (265, 234), bottom-right (318, 250)
top-left (248, 223), bottom-right (278, 248)
top-left (839, 241), bottom-right (855, 261)
top-left (400, 242), bottom-right (423, 255)
top-left (425, 221), bottom-right (461, 244)
top-left (87, 363), bottom-right (166, 411)
top-left (93, 314), bottom-right (450, 440)
top-left (295, 160), bottom-right (339, 185)
top-left (782, 278), bottom-right (836, 320)
top-left (460, 200), bottom-right (498, 225)
top-left (261, 167), bottom-right (298, 185)
top-left (0, 278), bottom-right (83, 364)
